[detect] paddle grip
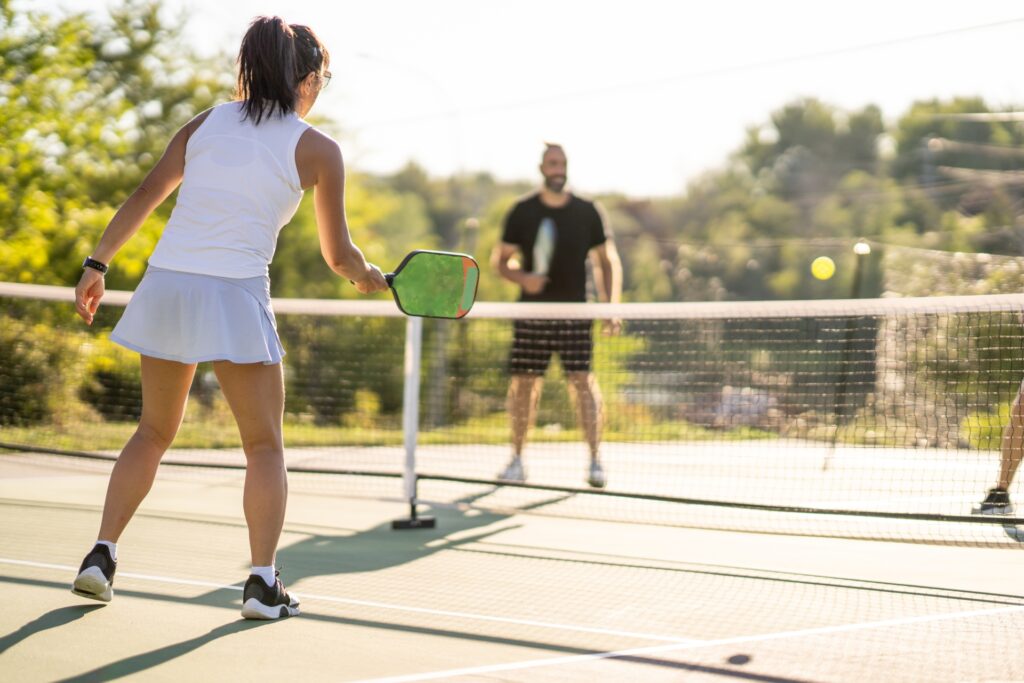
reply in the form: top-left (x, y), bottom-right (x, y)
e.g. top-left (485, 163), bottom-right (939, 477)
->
top-left (348, 273), bottom-right (396, 288)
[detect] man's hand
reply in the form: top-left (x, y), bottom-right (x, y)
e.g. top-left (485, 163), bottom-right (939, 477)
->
top-left (75, 268), bottom-right (105, 325)
top-left (602, 318), bottom-right (622, 336)
top-left (354, 264), bottom-right (389, 294)
top-left (520, 273), bottom-right (548, 295)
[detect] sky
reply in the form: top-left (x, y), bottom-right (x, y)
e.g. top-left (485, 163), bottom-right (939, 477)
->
top-left (35, 1), bottom-right (1024, 197)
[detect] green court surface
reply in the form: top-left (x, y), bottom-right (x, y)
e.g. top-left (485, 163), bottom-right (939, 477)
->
top-left (1, 450), bottom-right (1023, 682)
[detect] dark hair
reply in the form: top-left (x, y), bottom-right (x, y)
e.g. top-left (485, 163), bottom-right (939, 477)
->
top-left (542, 142), bottom-right (565, 161)
top-left (236, 16), bottom-right (330, 124)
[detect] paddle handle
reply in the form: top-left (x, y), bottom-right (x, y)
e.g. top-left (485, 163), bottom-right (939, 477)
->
top-left (348, 272), bottom-right (396, 288)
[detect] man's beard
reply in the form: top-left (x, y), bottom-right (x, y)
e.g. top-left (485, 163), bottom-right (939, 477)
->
top-left (544, 175), bottom-right (567, 192)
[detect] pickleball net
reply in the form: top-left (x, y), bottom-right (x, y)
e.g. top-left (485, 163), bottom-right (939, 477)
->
top-left (1, 281), bottom-right (1022, 546)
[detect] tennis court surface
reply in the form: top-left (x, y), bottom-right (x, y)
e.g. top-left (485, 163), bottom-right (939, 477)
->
top-left (2, 284), bottom-right (1024, 681)
top-left (2, 451), bottom-right (1023, 682)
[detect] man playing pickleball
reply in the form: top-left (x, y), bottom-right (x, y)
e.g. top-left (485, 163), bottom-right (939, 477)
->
top-left (492, 143), bottom-right (622, 488)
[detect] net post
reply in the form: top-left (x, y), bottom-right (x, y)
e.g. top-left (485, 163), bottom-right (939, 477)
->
top-left (392, 315), bottom-right (435, 530)
top-left (826, 240), bottom-right (874, 471)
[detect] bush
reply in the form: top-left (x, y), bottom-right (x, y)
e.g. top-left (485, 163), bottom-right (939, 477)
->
top-left (0, 319), bottom-right (64, 426)
top-left (78, 339), bottom-right (142, 422)
top-left (962, 404), bottom-right (1009, 451)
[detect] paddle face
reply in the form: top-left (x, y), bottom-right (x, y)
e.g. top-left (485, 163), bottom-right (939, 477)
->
top-left (388, 250), bottom-right (479, 319)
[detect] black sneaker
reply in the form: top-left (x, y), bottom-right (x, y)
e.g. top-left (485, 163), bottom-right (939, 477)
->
top-left (973, 488), bottom-right (1014, 516)
top-left (71, 543), bottom-right (117, 602)
top-left (240, 571), bottom-right (300, 620)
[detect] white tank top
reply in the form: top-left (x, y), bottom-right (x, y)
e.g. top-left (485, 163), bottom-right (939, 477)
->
top-left (148, 101), bottom-right (311, 278)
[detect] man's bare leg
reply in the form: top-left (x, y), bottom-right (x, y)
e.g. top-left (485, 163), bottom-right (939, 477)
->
top-left (499, 374), bottom-right (543, 481)
top-left (510, 374), bottom-right (544, 456)
top-left (998, 386), bottom-right (1024, 490)
top-left (568, 371), bottom-right (605, 487)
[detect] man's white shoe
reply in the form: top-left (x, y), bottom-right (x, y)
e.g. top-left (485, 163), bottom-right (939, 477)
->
top-left (497, 458), bottom-right (526, 482)
top-left (587, 460), bottom-right (606, 488)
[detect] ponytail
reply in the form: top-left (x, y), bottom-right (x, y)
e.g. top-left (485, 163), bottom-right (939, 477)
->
top-left (236, 16), bottom-right (329, 124)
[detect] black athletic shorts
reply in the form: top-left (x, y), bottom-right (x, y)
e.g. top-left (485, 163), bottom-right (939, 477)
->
top-left (508, 319), bottom-right (594, 375)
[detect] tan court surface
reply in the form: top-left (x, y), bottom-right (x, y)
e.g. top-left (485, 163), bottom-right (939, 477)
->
top-left (1, 451), bottom-right (1023, 682)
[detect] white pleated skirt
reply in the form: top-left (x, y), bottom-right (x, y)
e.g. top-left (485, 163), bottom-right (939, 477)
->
top-left (110, 266), bottom-right (285, 365)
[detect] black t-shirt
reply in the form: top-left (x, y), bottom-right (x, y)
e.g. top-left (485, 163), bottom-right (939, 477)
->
top-left (501, 193), bottom-right (607, 302)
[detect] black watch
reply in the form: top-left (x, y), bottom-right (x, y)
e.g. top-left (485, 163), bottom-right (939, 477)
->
top-left (82, 256), bottom-right (109, 274)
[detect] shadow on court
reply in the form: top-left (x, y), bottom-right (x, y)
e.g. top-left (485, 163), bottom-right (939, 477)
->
top-left (53, 619), bottom-right (279, 683)
top-left (0, 490), bottom-right (596, 681)
top-left (274, 488), bottom-right (545, 578)
top-left (0, 604), bottom-right (104, 655)
top-left (0, 578), bottom-right (280, 681)
top-left (5, 485), bottom-right (1019, 682)
top-left (0, 576), bottom-right (820, 683)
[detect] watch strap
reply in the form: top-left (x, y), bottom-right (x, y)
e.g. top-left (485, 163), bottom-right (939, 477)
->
top-left (83, 256), bottom-right (109, 274)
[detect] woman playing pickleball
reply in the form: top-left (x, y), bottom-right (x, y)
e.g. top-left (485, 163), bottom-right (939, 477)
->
top-left (71, 16), bottom-right (387, 619)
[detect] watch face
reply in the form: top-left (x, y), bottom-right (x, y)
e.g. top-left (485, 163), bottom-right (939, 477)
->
top-left (83, 257), bottom-right (107, 273)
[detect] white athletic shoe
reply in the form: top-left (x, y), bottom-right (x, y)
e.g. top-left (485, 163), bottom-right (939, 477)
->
top-left (497, 458), bottom-right (526, 483)
top-left (72, 543), bottom-right (116, 603)
top-left (587, 460), bottom-right (607, 489)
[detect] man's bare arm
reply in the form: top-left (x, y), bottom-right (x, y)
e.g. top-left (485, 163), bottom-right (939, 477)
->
top-left (589, 240), bottom-right (622, 304)
top-left (492, 241), bottom-right (547, 295)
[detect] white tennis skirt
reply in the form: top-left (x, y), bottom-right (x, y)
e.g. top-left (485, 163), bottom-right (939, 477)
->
top-left (110, 266), bottom-right (285, 365)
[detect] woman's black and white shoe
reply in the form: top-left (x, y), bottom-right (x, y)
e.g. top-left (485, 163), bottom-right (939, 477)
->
top-left (72, 543), bottom-right (117, 602)
top-left (240, 571), bottom-right (300, 619)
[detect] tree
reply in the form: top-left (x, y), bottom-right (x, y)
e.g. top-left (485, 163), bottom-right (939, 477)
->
top-left (0, 0), bottom-right (233, 286)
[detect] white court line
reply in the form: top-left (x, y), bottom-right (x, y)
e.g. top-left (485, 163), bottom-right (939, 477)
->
top-left (352, 603), bottom-right (1024, 683)
top-left (0, 557), bottom-right (699, 645)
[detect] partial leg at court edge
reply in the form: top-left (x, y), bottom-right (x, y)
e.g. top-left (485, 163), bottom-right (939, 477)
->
top-left (974, 386), bottom-right (1023, 516)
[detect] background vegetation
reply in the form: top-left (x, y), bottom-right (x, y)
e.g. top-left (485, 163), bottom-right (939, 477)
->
top-left (2, 1), bottom-right (1023, 450)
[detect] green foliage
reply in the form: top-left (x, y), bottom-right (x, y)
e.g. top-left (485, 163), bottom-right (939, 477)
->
top-left (2, 1), bottom-right (1022, 306)
top-left (740, 99), bottom-right (883, 197)
top-left (0, 318), bottom-right (66, 425)
top-left (893, 97), bottom-right (1023, 181)
top-left (3, 1), bottom-right (1024, 455)
top-left (0, 0), bottom-right (233, 286)
top-left (618, 94), bottom-right (1024, 303)
top-left (78, 338), bottom-right (142, 422)
top-left (962, 403), bottom-right (1009, 451)
top-left (277, 314), bottom-right (406, 425)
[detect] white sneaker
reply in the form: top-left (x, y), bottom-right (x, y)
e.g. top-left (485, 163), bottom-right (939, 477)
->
top-left (497, 458), bottom-right (526, 482)
top-left (587, 460), bottom-right (606, 488)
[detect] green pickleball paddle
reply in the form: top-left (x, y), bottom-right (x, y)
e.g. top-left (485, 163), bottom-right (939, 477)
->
top-left (385, 250), bottom-right (480, 319)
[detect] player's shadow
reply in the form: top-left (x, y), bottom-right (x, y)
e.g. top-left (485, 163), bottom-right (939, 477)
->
top-left (0, 604), bottom-right (104, 655)
top-left (55, 620), bottom-right (280, 683)
top-left (0, 576), bottom-right (283, 682)
top-left (18, 489), bottom-right (566, 681)
top-left (274, 488), bottom-right (568, 580)
top-left (1003, 523), bottom-right (1024, 543)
